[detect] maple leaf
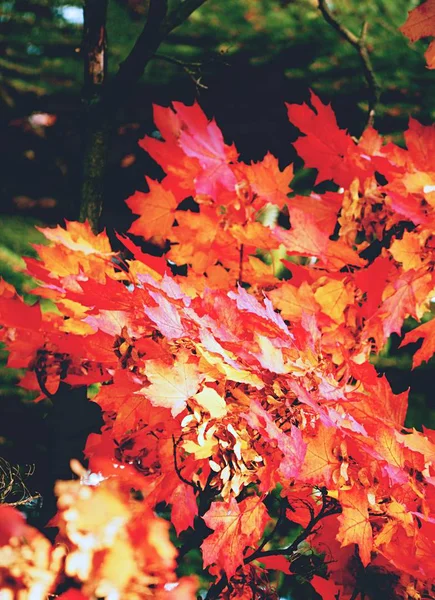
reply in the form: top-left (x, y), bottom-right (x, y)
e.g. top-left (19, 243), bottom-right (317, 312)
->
top-left (143, 351), bottom-right (203, 417)
top-left (400, 318), bottom-right (435, 368)
top-left (0, 292), bottom-right (42, 331)
top-left (390, 231), bottom-right (425, 271)
top-left (314, 279), bottom-right (354, 325)
top-left (201, 496), bottom-right (269, 578)
top-left (336, 487), bottom-right (373, 567)
top-left (37, 220), bottom-right (112, 255)
top-left (127, 177), bottom-right (177, 240)
top-left (57, 592), bottom-right (88, 600)
top-left (230, 221), bottom-right (279, 250)
top-left (405, 117), bottom-right (435, 175)
top-left (243, 152), bottom-right (293, 208)
top-left (310, 575), bottom-right (340, 600)
top-left (299, 423), bottom-right (341, 487)
top-left (193, 386), bottom-right (227, 418)
top-left (145, 288), bottom-right (188, 339)
top-left (287, 91), bottom-right (354, 185)
top-left (173, 101), bottom-right (237, 198)
top-left (170, 482), bottom-right (198, 535)
top-left (164, 577), bottom-right (198, 600)
top-left (274, 207), bottom-right (329, 258)
top-left (366, 269), bottom-right (433, 340)
top-left (354, 256), bottom-right (392, 319)
top-left (400, 0), bottom-right (435, 68)
top-left (268, 280), bottom-right (320, 321)
top-left (288, 192), bottom-right (341, 237)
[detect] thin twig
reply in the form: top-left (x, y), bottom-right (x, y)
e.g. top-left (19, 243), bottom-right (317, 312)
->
top-left (172, 435), bottom-right (198, 490)
top-left (153, 53), bottom-right (208, 89)
top-left (318, 0), bottom-right (380, 130)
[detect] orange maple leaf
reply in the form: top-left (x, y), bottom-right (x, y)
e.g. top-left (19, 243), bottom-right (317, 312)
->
top-left (336, 487), bottom-right (373, 567)
top-left (127, 177), bottom-right (177, 240)
top-left (401, 317), bottom-right (435, 368)
top-left (201, 496), bottom-right (269, 578)
top-left (299, 423), bottom-right (341, 487)
top-left (401, 0), bottom-right (435, 68)
top-left (243, 152), bottom-right (293, 209)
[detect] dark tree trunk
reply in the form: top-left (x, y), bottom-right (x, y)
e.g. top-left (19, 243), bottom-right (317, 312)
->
top-left (79, 0), bottom-right (109, 232)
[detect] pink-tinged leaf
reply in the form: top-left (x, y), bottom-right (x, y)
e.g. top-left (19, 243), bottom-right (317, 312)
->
top-left (145, 290), bottom-right (188, 339)
top-left (172, 101), bottom-right (238, 198)
top-left (243, 400), bottom-right (306, 479)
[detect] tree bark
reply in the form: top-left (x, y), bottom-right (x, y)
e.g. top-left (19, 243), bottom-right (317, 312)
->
top-left (79, 0), bottom-right (109, 232)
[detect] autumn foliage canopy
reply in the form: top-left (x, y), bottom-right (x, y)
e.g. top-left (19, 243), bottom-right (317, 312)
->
top-left (2, 6), bottom-right (435, 599)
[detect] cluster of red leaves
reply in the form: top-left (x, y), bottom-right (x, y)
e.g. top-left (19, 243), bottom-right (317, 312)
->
top-left (2, 90), bottom-right (435, 599)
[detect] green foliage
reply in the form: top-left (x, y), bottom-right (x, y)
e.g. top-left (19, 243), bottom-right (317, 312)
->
top-left (1, 0), bottom-right (434, 131)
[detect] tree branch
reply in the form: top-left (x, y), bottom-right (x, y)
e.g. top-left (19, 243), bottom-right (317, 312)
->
top-left (160, 0), bottom-right (209, 38)
top-left (114, 0), bottom-right (209, 92)
top-left (318, 0), bottom-right (380, 129)
top-left (245, 490), bottom-right (340, 563)
top-left (204, 574), bottom-right (229, 600)
top-left (115, 0), bottom-right (168, 89)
